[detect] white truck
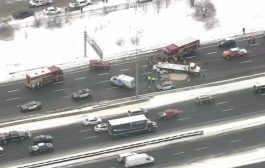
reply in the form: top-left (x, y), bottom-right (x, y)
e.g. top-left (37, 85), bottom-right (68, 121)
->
top-left (110, 74), bottom-right (135, 89)
top-left (153, 62), bottom-right (201, 75)
top-left (123, 153), bottom-right (155, 168)
top-left (28, 0), bottom-right (53, 7)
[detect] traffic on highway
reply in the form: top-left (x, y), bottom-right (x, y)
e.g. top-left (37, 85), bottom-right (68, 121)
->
top-left (1, 0), bottom-right (265, 167)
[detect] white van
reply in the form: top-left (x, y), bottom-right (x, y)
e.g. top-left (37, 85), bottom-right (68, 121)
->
top-left (124, 153), bottom-right (155, 168)
top-left (117, 152), bottom-right (137, 163)
top-left (127, 108), bottom-right (148, 116)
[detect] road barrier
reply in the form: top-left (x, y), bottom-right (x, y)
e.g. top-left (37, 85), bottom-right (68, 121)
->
top-left (15, 130), bottom-right (203, 168)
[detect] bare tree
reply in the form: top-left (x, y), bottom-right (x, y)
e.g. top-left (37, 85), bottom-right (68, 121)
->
top-left (165, 0), bottom-right (171, 8)
top-left (193, 0), bottom-right (216, 21)
top-left (0, 21), bottom-right (15, 41)
top-left (154, 0), bottom-right (162, 13)
top-left (188, 0), bottom-right (196, 7)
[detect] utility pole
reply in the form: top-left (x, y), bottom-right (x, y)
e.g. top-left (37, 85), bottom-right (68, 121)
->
top-left (135, 54), bottom-right (139, 97)
top-left (84, 30), bottom-right (87, 58)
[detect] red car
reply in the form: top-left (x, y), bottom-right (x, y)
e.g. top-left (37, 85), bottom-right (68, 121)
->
top-left (223, 47), bottom-right (248, 59)
top-left (157, 109), bottom-right (181, 120)
top-left (89, 60), bottom-right (110, 70)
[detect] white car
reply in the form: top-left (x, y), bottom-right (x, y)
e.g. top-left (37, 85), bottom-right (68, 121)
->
top-left (117, 152), bottom-right (138, 163)
top-left (0, 146), bottom-right (4, 155)
top-left (94, 123), bottom-right (108, 132)
top-left (82, 116), bottom-right (102, 126)
top-left (29, 0), bottom-right (53, 7)
top-left (43, 6), bottom-right (62, 15)
top-left (68, 0), bottom-right (91, 9)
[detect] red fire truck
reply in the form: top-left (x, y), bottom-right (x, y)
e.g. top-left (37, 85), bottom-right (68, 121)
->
top-left (26, 66), bottom-right (64, 89)
top-left (160, 37), bottom-right (200, 62)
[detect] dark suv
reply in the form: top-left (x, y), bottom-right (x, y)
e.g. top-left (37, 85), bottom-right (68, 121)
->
top-left (12, 10), bottom-right (34, 20)
top-left (218, 38), bottom-right (236, 48)
top-left (33, 135), bottom-right (53, 144)
top-left (195, 95), bottom-right (214, 105)
top-left (157, 109), bottom-right (181, 120)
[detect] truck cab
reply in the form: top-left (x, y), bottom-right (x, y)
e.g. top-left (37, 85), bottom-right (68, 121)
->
top-left (188, 62), bottom-right (200, 75)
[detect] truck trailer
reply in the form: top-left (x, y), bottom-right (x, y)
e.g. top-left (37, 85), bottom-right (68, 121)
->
top-left (153, 62), bottom-right (200, 75)
top-left (110, 74), bottom-right (135, 89)
top-left (107, 115), bottom-right (157, 137)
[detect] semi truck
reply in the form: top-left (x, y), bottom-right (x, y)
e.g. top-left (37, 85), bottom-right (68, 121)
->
top-left (25, 65), bottom-right (64, 89)
top-left (110, 74), bottom-right (135, 89)
top-left (153, 62), bottom-right (201, 75)
top-left (161, 37), bottom-right (200, 62)
top-left (107, 115), bottom-right (157, 137)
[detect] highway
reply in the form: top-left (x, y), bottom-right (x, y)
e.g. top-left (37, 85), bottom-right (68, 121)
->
top-left (72, 123), bottom-right (265, 168)
top-left (0, 35), bottom-right (264, 120)
top-left (1, 88), bottom-right (265, 166)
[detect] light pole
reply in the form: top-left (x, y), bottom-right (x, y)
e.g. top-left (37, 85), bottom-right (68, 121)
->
top-left (84, 30), bottom-right (87, 58)
top-left (135, 50), bottom-right (139, 97)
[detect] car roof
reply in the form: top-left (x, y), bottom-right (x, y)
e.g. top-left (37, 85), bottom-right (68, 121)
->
top-left (230, 47), bottom-right (239, 52)
top-left (198, 95), bottom-right (211, 98)
top-left (225, 37), bottom-right (235, 41)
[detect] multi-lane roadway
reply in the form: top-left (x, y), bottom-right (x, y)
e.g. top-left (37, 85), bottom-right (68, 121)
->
top-left (1, 87), bottom-right (265, 166)
top-left (0, 35), bottom-right (265, 120)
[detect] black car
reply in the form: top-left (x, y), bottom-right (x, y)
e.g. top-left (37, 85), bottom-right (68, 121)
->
top-left (218, 38), bottom-right (236, 48)
top-left (29, 143), bottom-right (53, 155)
top-left (20, 101), bottom-right (42, 112)
top-left (33, 135), bottom-right (53, 144)
top-left (195, 95), bottom-right (214, 105)
top-left (12, 10), bottom-right (34, 20)
top-left (72, 88), bottom-right (92, 100)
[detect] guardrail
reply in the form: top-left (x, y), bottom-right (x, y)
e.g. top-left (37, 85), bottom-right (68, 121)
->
top-left (15, 130), bottom-right (203, 168)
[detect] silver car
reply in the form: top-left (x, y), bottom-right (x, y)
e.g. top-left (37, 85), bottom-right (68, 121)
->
top-left (155, 81), bottom-right (175, 91)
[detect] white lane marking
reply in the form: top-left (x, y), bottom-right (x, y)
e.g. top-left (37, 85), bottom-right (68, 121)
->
top-left (53, 81), bottom-right (64, 85)
top-left (6, 97), bottom-right (20, 101)
top-left (120, 68), bottom-right (131, 72)
top-left (172, 152), bottom-right (185, 155)
top-left (62, 95), bottom-right (71, 99)
top-left (141, 65), bottom-right (148, 68)
top-left (8, 89), bottom-right (20, 93)
top-left (186, 56), bottom-right (196, 59)
top-left (84, 136), bottom-right (97, 139)
top-left (194, 147), bottom-right (208, 151)
top-left (98, 73), bottom-right (109, 76)
top-left (239, 60), bottom-right (252, 64)
top-left (53, 89), bottom-right (65, 92)
top-left (79, 129), bottom-right (91, 133)
top-left (222, 108), bottom-right (233, 112)
top-left (250, 43), bottom-right (260, 46)
top-left (108, 87), bottom-right (118, 89)
top-left (142, 72), bottom-right (153, 75)
top-left (178, 117), bottom-right (191, 121)
top-left (230, 139), bottom-right (242, 143)
top-left (75, 77), bottom-right (86, 80)
top-left (97, 80), bottom-right (109, 84)
top-left (215, 101), bottom-right (227, 105)
top-left (207, 51), bottom-right (217, 55)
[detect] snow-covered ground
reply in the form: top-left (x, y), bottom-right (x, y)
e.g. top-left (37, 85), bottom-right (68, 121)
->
top-left (1, 0), bottom-right (265, 84)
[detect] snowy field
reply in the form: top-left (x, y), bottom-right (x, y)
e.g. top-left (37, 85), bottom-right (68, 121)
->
top-left (0, 0), bottom-right (265, 83)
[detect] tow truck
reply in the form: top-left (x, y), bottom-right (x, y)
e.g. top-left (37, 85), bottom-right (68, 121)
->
top-left (0, 131), bottom-right (31, 144)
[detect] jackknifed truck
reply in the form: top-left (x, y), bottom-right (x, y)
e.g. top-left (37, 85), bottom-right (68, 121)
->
top-left (107, 115), bottom-right (157, 137)
top-left (153, 62), bottom-right (201, 75)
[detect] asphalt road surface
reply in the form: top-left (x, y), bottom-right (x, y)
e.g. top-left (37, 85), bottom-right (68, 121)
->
top-left (1, 88), bottom-right (265, 166)
top-left (71, 124), bottom-right (265, 168)
top-left (0, 35), bottom-right (264, 120)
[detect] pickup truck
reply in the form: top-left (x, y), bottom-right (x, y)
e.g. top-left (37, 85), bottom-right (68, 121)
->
top-left (0, 131), bottom-right (31, 144)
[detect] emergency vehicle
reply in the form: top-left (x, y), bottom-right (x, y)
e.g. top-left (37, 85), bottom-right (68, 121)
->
top-left (25, 66), bottom-right (64, 89)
